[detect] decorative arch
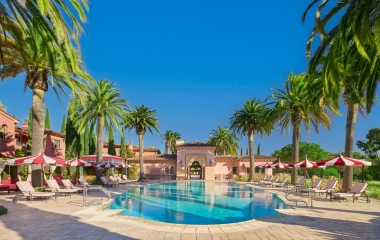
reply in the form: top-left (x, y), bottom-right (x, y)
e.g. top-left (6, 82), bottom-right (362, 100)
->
top-left (0, 124), bottom-right (7, 139)
top-left (189, 161), bottom-right (202, 180)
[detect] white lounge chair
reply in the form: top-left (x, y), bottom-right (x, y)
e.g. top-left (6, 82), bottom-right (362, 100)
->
top-left (253, 175), bottom-right (267, 185)
top-left (100, 176), bottom-right (119, 187)
top-left (331, 182), bottom-right (370, 203)
top-left (78, 177), bottom-right (102, 188)
top-left (299, 179), bottom-right (322, 195)
top-left (109, 176), bottom-right (127, 185)
top-left (310, 180), bottom-right (338, 198)
top-left (116, 175), bottom-right (130, 183)
top-left (260, 176), bottom-right (273, 185)
top-left (46, 180), bottom-right (78, 196)
top-left (13, 181), bottom-right (56, 203)
top-left (285, 177), bottom-right (306, 190)
top-left (62, 179), bottom-right (86, 192)
top-left (272, 177), bottom-right (288, 188)
top-left (264, 176), bottom-right (279, 187)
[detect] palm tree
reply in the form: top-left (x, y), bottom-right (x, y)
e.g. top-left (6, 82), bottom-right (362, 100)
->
top-left (0, 20), bottom-right (90, 158)
top-left (124, 105), bottom-right (159, 182)
top-left (267, 73), bottom-right (334, 184)
top-left (68, 79), bottom-right (129, 181)
top-left (230, 98), bottom-right (272, 181)
top-left (306, 35), bottom-right (379, 191)
top-left (302, 0), bottom-right (380, 60)
top-left (1, 0), bottom-right (89, 60)
top-left (206, 126), bottom-right (239, 156)
top-left (161, 130), bottom-right (181, 154)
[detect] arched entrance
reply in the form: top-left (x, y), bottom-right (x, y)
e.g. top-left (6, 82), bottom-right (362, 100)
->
top-left (189, 161), bottom-right (202, 180)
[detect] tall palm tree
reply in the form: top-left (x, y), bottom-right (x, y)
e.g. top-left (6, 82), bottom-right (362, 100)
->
top-left (68, 79), bottom-right (129, 181)
top-left (267, 73), bottom-right (334, 184)
top-left (206, 126), bottom-right (239, 156)
top-left (0, 20), bottom-right (90, 157)
top-left (124, 105), bottom-right (159, 182)
top-left (230, 98), bottom-right (272, 181)
top-left (306, 35), bottom-right (379, 191)
top-left (161, 130), bottom-right (181, 154)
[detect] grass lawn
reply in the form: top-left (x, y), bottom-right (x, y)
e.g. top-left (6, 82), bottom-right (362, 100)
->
top-left (366, 181), bottom-right (380, 199)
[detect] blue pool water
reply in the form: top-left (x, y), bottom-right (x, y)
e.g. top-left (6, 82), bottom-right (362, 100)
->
top-left (108, 181), bottom-right (289, 225)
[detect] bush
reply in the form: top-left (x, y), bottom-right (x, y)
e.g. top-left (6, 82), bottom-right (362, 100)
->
top-left (323, 167), bottom-right (340, 178)
top-left (127, 163), bottom-right (139, 180)
top-left (0, 206), bottom-right (7, 215)
top-left (235, 175), bottom-right (248, 182)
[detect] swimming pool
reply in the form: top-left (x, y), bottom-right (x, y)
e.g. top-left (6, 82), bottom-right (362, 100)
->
top-left (108, 181), bottom-right (289, 225)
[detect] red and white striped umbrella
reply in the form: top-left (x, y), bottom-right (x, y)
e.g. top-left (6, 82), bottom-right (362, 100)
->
top-left (66, 158), bottom-right (95, 167)
top-left (97, 161), bottom-right (120, 168)
top-left (114, 163), bottom-right (131, 169)
top-left (255, 162), bottom-right (272, 168)
top-left (271, 160), bottom-right (290, 169)
top-left (12, 152), bottom-right (66, 165)
top-left (317, 154), bottom-right (372, 167)
top-left (288, 158), bottom-right (323, 168)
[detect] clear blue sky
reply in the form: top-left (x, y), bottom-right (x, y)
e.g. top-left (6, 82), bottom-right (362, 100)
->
top-left (1, 1), bottom-right (379, 156)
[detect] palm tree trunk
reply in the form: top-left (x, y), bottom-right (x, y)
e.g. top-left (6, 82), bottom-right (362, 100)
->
top-left (138, 134), bottom-right (145, 182)
top-left (248, 131), bottom-right (254, 181)
top-left (31, 88), bottom-right (45, 187)
top-left (96, 114), bottom-right (104, 181)
top-left (165, 140), bottom-right (170, 154)
top-left (342, 103), bottom-right (358, 191)
top-left (291, 125), bottom-right (300, 184)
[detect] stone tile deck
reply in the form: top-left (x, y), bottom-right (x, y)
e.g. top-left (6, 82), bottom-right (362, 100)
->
top-left (0, 181), bottom-right (379, 240)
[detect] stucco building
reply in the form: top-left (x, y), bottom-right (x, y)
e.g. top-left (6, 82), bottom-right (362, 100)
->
top-left (128, 141), bottom-right (275, 180)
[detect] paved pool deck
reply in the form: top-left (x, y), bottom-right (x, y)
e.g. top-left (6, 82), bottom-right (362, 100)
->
top-left (0, 181), bottom-right (379, 240)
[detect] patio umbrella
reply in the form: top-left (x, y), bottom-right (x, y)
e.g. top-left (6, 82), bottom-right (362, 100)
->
top-left (271, 160), bottom-right (290, 169)
top-left (255, 162), bottom-right (272, 168)
top-left (10, 152), bottom-right (66, 186)
top-left (317, 154), bottom-right (372, 181)
top-left (81, 154), bottom-right (126, 162)
top-left (288, 157), bottom-right (325, 180)
top-left (66, 158), bottom-right (95, 185)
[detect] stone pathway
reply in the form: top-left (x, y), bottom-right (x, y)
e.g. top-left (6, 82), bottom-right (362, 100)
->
top-left (0, 181), bottom-right (379, 239)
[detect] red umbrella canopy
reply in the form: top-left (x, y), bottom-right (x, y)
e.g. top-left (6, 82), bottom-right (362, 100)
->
top-left (81, 154), bottom-right (126, 162)
top-left (317, 154), bottom-right (372, 166)
top-left (271, 160), bottom-right (290, 169)
top-left (255, 162), bottom-right (272, 168)
top-left (67, 158), bottom-right (95, 167)
top-left (97, 161), bottom-right (120, 168)
top-left (114, 163), bottom-right (131, 168)
top-left (12, 152), bottom-right (66, 165)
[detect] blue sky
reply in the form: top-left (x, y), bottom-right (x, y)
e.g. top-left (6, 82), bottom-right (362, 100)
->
top-left (1, 1), bottom-right (379, 156)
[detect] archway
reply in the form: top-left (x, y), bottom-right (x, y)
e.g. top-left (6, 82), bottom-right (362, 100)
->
top-left (189, 161), bottom-right (202, 180)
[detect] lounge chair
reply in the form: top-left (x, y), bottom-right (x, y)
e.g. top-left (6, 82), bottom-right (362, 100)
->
top-left (272, 177), bottom-right (288, 188)
top-left (62, 179), bottom-right (86, 192)
top-left (100, 176), bottom-right (119, 187)
top-left (253, 175), bottom-right (266, 185)
top-left (264, 176), bottom-right (279, 187)
top-left (331, 182), bottom-right (370, 203)
top-left (116, 175), bottom-right (130, 183)
top-left (299, 179), bottom-right (322, 195)
top-left (109, 176), bottom-right (127, 185)
top-left (285, 177), bottom-right (306, 190)
top-left (260, 176), bottom-right (273, 185)
top-left (46, 179), bottom-right (78, 196)
top-left (122, 175), bottom-right (136, 181)
top-left (13, 181), bottom-right (56, 203)
top-left (309, 180), bottom-right (338, 198)
top-left (78, 177), bottom-right (102, 188)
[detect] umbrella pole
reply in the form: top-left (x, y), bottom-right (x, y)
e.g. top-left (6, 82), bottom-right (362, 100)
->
top-left (41, 164), bottom-right (43, 187)
top-left (8, 164), bottom-right (10, 180)
top-left (76, 166), bottom-right (79, 186)
top-left (362, 165), bottom-right (364, 183)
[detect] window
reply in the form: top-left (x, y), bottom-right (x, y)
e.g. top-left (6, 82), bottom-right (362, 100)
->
top-left (0, 125), bottom-right (6, 139)
top-left (16, 136), bottom-right (21, 146)
top-left (54, 139), bottom-right (61, 149)
top-left (246, 167), bottom-right (250, 174)
top-left (232, 167), bottom-right (237, 175)
top-left (164, 166), bottom-right (174, 175)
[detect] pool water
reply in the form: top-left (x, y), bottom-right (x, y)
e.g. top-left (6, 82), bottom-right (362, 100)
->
top-left (108, 181), bottom-right (289, 225)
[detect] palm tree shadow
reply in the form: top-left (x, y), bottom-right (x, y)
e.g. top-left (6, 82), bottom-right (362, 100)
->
top-left (0, 197), bottom-right (139, 239)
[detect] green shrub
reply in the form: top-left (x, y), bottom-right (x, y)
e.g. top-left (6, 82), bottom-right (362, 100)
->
top-left (0, 206), bottom-right (7, 215)
top-left (235, 175), bottom-right (248, 182)
top-left (127, 163), bottom-right (139, 180)
top-left (323, 167), bottom-right (340, 178)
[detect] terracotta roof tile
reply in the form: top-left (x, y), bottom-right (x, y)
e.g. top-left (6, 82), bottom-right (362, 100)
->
top-left (176, 141), bottom-right (216, 147)
top-left (127, 154), bottom-right (177, 162)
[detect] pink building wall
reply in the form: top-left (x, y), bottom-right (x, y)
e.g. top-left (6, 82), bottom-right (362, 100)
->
top-left (44, 134), bottom-right (65, 159)
top-left (0, 111), bottom-right (18, 158)
top-left (143, 162), bottom-right (177, 175)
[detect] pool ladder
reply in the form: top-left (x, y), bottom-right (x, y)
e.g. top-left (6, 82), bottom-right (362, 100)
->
top-left (82, 187), bottom-right (111, 207)
top-left (285, 187), bottom-right (308, 206)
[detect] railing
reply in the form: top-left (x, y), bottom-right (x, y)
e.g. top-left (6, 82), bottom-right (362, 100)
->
top-left (82, 187), bottom-right (111, 207)
top-left (285, 187), bottom-right (308, 206)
